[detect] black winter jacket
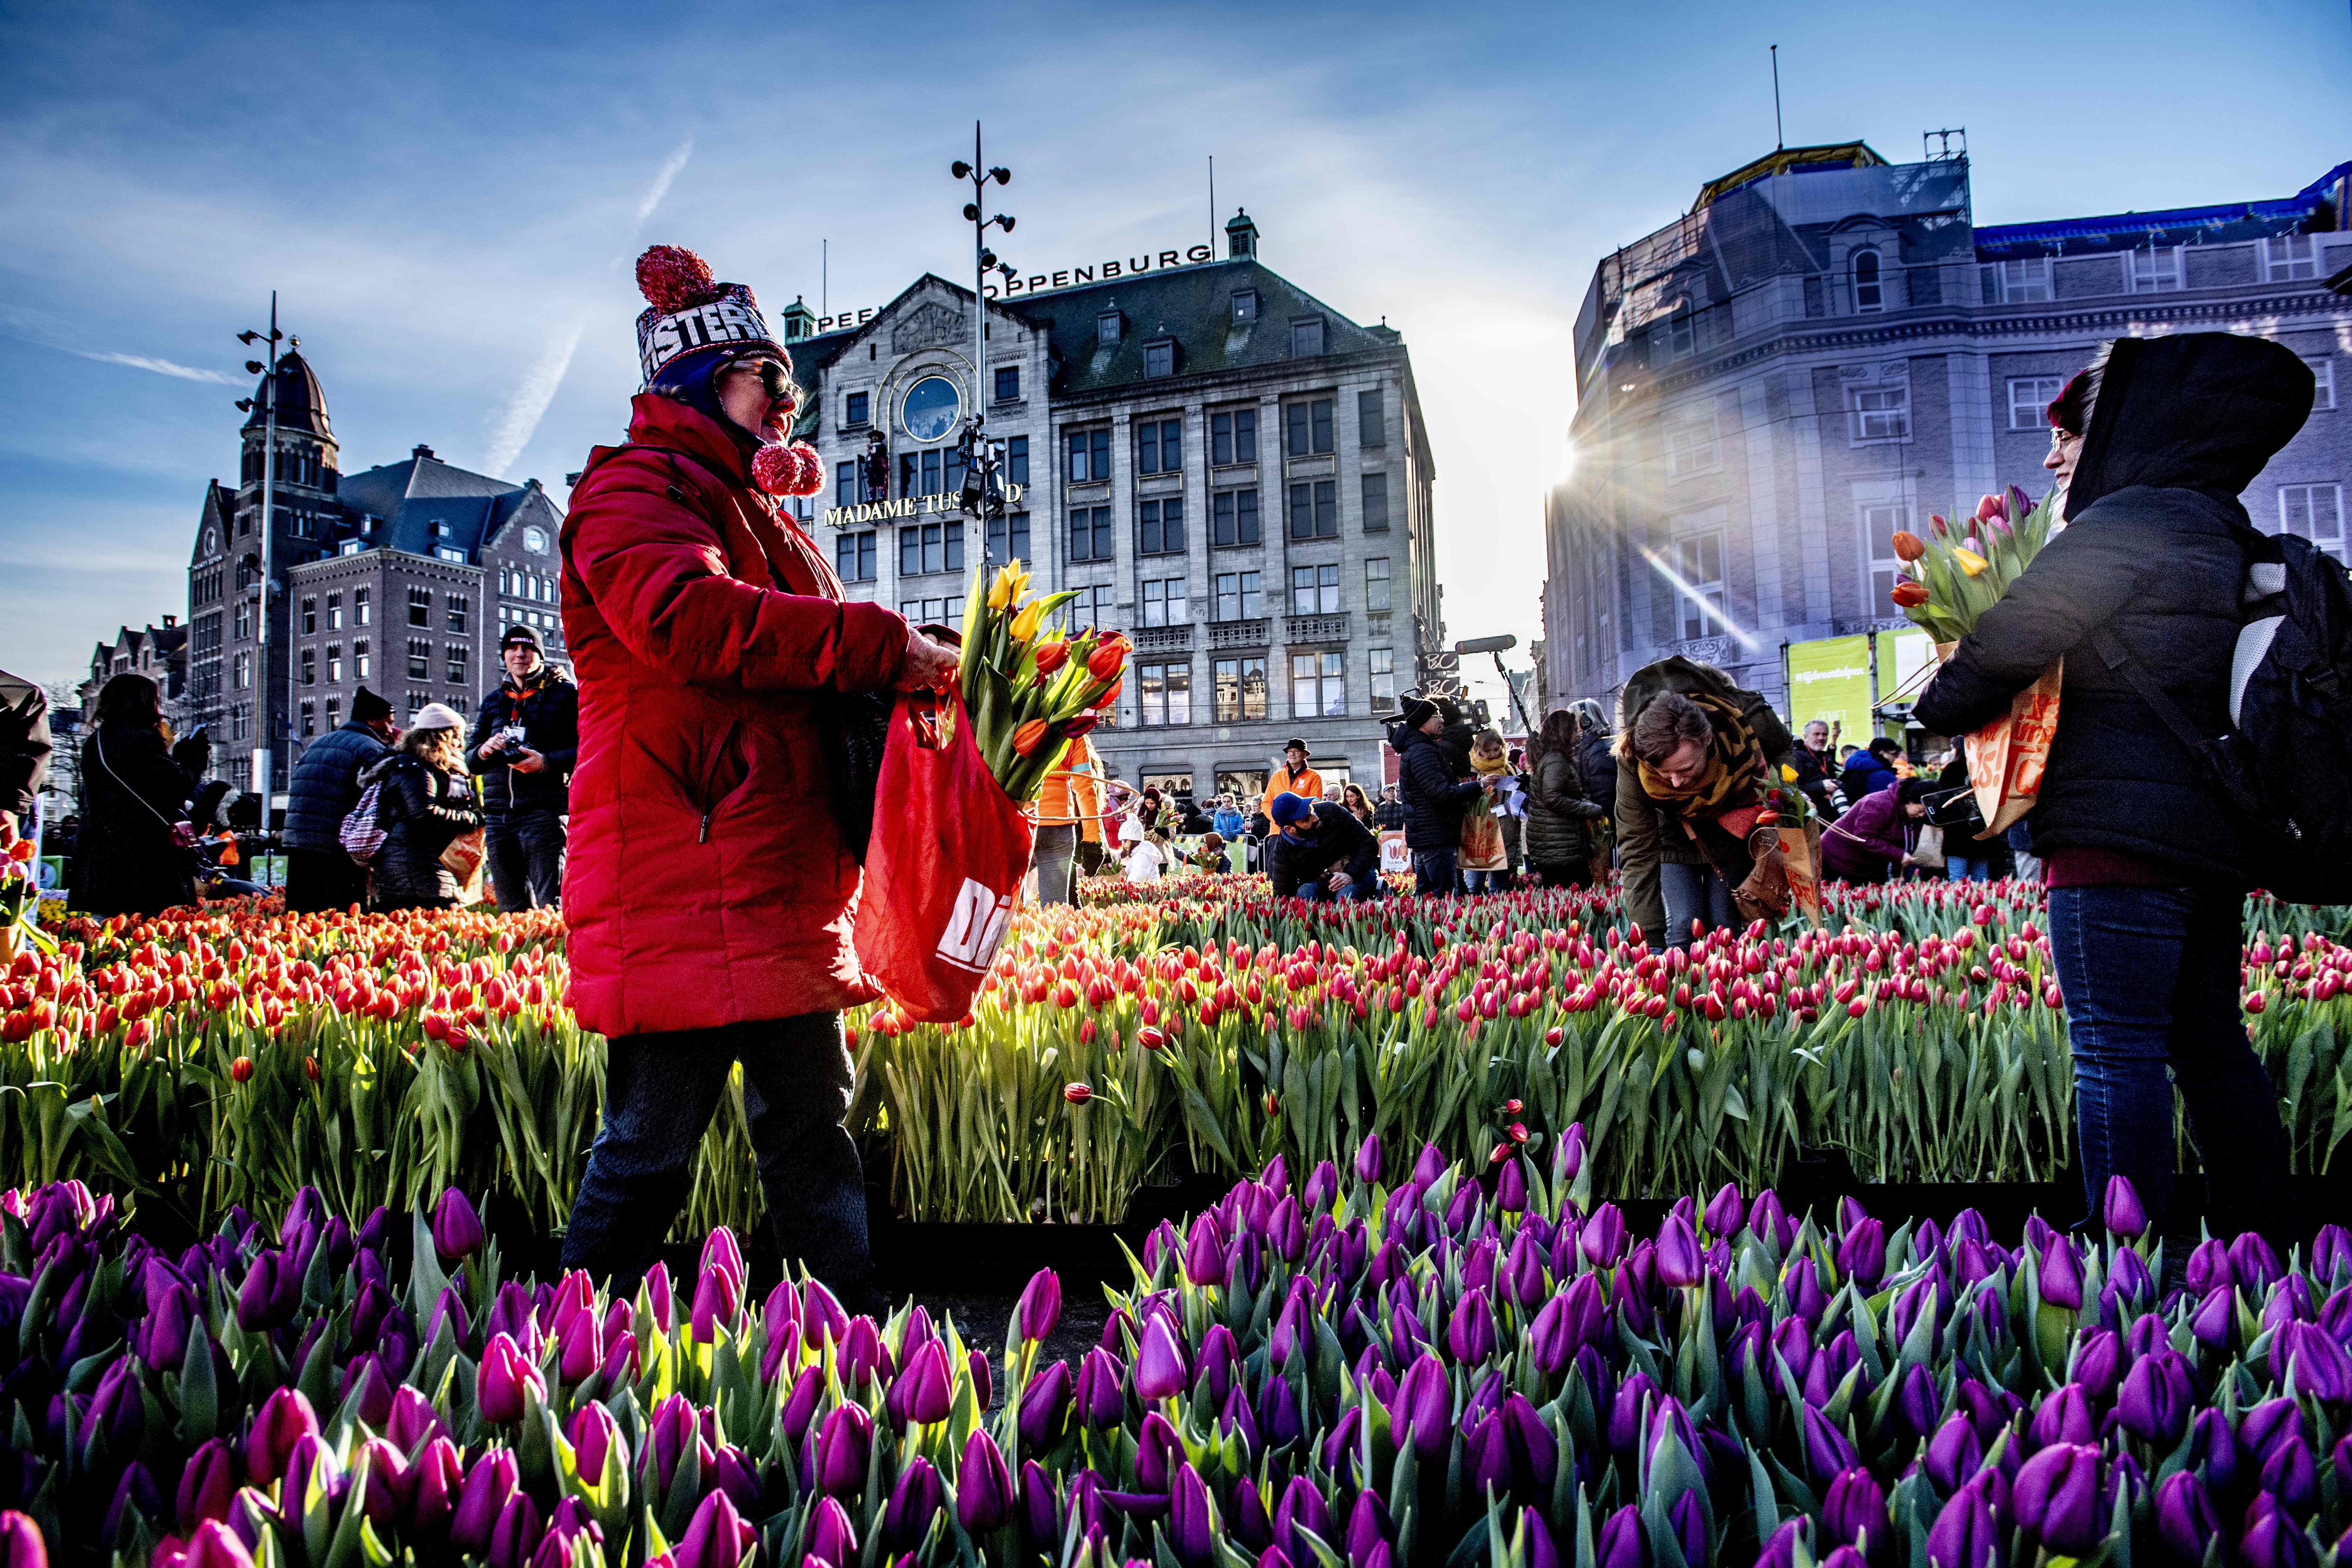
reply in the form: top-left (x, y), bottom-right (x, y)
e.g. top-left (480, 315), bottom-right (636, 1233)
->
top-left (1269, 802), bottom-right (1379, 895)
top-left (1523, 745), bottom-right (1606, 868)
top-left (361, 752), bottom-right (482, 910)
top-left (1573, 732), bottom-right (1616, 821)
top-left (1915, 333), bottom-right (2316, 883)
top-left (466, 667), bottom-right (579, 814)
top-left (70, 727), bottom-right (194, 917)
top-left (1390, 724), bottom-right (1483, 850)
top-left (0, 676), bottom-right (51, 823)
top-left (283, 722), bottom-right (391, 852)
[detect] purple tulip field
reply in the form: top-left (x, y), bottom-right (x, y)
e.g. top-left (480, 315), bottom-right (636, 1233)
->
top-left (6, 1123), bottom-right (2351, 1568)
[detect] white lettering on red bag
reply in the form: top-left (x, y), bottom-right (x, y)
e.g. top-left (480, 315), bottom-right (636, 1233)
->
top-left (933, 877), bottom-right (1015, 973)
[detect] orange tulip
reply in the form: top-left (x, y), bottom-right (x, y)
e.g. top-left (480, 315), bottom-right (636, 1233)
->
top-left (1091, 677), bottom-right (1123, 711)
top-left (1087, 635), bottom-right (1130, 682)
top-left (1891, 580), bottom-right (1931, 608)
top-left (1890, 531), bottom-right (1925, 562)
top-left (1034, 638), bottom-right (1068, 675)
top-left (1012, 718), bottom-right (1051, 757)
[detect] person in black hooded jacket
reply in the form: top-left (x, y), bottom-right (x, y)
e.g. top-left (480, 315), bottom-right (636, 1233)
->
top-left (1388, 696), bottom-right (1488, 895)
top-left (1915, 331), bottom-right (2315, 1247)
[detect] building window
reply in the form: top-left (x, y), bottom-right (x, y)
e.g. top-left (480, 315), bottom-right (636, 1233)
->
top-left (1211, 409), bottom-right (1257, 466)
top-left (324, 698), bottom-right (340, 732)
top-left (1984, 259), bottom-right (2052, 304)
top-left (434, 547), bottom-right (466, 564)
top-left (1136, 417), bottom-right (1182, 476)
top-left (2308, 357), bottom-right (2336, 412)
top-left (1290, 563), bottom-right (1340, 615)
top-left (1286, 399), bottom-right (1333, 457)
top-left (1654, 301), bottom-right (1695, 364)
top-left (2279, 484), bottom-right (2345, 560)
top-left (354, 640), bottom-right (370, 679)
top-left (1368, 648), bottom-right (1396, 712)
top-left (406, 692), bottom-right (427, 719)
top-left (2130, 245), bottom-right (2181, 293)
top-left (1070, 506), bottom-right (1114, 561)
top-left (1232, 290), bottom-right (1258, 323)
top-left (1365, 557), bottom-right (1391, 612)
top-left (1137, 497), bottom-right (1184, 555)
top-left (1287, 480), bottom-right (1338, 540)
top-left (1214, 570), bottom-right (1264, 621)
top-left (1674, 532), bottom-right (1725, 641)
top-left (992, 366), bottom-right (1019, 403)
top-left (327, 644), bottom-right (345, 685)
top-left (326, 590), bottom-right (342, 630)
top-left (1213, 656), bottom-right (1268, 721)
top-left (1097, 311), bottom-right (1122, 347)
top-left (899, 449), bottom-right (948, 498)
top-left (1861, 502), bottom-right (1914, 610)
top-left (1143, 341), bottom-right (1175, 379)
top-left (235, 600), bottom-right (252, 640)
top-left (1360, 473), bottom-right (1389, 534)
top-left (446, 595), bottom-right (468, 634)
top-left (1290, 650), bottom-right (1344, 717)
top-left (898, 522), bottom-right (964, 576)
top-left (1069, 585), bottom-right (1117, 632)
top-left (837, 462), bottom-right (859, 507)
top-left (846, 391), bottom-right (870, 426)
top-left (446, 647), bottom-right (468, 687)
top-left (233, 651), bottom-right (251, 690)
top-left (1351, 388), bottom-right (1386, 451)
top-left (1005, 435), bottom-right (1029, 486)
top-left (407, 638), bottom-right (431, 679)
top-left (408, 586), bottom-right (431, 627)
top-left (1289, 318), bottom-right (1325, 358)
top-left (1848, 384), bottom-right (1910, 443)
top-left (1664, 404), bottom-right (1719, 478)
top-left (1140, 577), bottom-right (1188, 627)
top-left (1137, 661), bottom-right (1191, 726)
top-left (300, 595), bottom-right (316, 635)
top-left (1852, 250), bottom-right (1884, 312)
top-left (1067, 427), bottom-right (1111, 482)
top-left (898, 597), bottom-right (957, 624)
top-left (2008, 377), bottom-right (2065, 430)
top-left (836, 530), bottom-right (877, 582)
top-left (300, 647), bottom-right (316, 685)
top-left (232, 705), bottom-right (248, 741)
top-left (354, 587), bottom-right (370, 625)
top-left (2264, 235), bottom-right (2319, 283)
top-left (984, 512), bottom-right (1031, 568)
top-left (1212, 488), bottom-right (1261, 547)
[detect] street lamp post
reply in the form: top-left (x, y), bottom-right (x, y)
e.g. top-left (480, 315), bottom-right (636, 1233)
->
top-left (949, 127), bottom-right (1019, 557)
top-left (232, 295), bottom-right (286, 832)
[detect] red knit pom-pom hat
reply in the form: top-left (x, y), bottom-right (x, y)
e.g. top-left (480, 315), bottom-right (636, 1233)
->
top-left (634, 243), bottom-right (787, 387)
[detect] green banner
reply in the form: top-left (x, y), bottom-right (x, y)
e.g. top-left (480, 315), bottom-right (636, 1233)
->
top-left (1785, 635), bottom-right (1874, 749)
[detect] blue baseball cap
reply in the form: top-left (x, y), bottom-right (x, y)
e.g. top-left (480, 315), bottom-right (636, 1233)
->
top-left (1270, 793), bottom-right (1314, 827)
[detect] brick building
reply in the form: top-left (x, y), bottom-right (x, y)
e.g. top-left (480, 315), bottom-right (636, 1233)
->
top-left (184, 351), bottom-right (566, 802)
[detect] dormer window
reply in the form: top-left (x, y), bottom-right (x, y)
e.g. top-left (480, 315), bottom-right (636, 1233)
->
top-left (1852, 248), bottom-right (1884, 312)
top-left (1289, 318), bottom-right (1325, 358)
top-left (1097, 310), bottom-right (1123, 347)
top-left (1144, 339), bottom-right (1175, 379)
top-left (432, 519), bottom-right (451, 538)
top-left (1232, 289), bottom-right (1259, 323)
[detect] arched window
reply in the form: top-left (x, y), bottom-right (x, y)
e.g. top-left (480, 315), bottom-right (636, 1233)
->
top-left (1852, 249), bottom-right (1884, 313)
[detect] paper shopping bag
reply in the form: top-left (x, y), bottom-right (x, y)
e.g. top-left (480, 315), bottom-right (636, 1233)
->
top-left (852, 692), bottom-right (1037, 1023)
top-left (1777, 824), bottom-right (1825, 930)
top-left (1963, 659), bottom-right (2063, 838)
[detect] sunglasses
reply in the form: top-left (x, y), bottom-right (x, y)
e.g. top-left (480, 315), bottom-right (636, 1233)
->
top-left (731, 356), bottom-right (797, 405)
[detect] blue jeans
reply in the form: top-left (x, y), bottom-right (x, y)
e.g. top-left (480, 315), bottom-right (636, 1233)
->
top-left (1947, 855), bottom-right (1993, 882)
top-left (1412, 847), bottom-right (1457, 897)
top-left (486, 807), bottom-right (566, 910)
top-left (1297, 869), bottom-right (1380, 901)
top-left (1463, 869), bottom-right (1499, 894)
top-left (563, 1011), bottom-right (870, 1292)
top-left (1658, 860), bottom-right (1734, 949)
top-left (2047, 884), bottom-right (2287, 1241)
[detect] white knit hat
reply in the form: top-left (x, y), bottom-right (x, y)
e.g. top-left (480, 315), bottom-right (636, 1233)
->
top-left (407, 702), bottom-right (468, 734)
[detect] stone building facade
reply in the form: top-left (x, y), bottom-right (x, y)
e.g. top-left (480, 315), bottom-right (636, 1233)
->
top-left (184, 353), bottom-right (566, 802)
top-left (1541, 142), bottom-right (2352, 730)
top-left (779, 211), bottom-right (1441, 802)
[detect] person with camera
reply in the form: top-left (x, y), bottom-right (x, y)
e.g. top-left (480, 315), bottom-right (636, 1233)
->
top-left (69, 673), bottom-right (196, 918)
top-left (467, 625), bottom-right (578, 911)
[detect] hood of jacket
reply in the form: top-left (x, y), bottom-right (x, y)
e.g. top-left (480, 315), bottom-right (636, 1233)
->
top-left (2068, 332), bottom-right (2314, 515)
top-left (621, 393), bottom-right (758, 488)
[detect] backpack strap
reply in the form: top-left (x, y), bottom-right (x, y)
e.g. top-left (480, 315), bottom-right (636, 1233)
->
top-left (2092, 623), bottom-right (2220, 757)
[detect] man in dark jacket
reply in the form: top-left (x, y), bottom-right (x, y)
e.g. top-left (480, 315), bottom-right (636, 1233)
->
top-left (468, 626), bottom-right (579, 911)
top-left (282, 686), bottom-right (395, 913)
top-left (1388, 696), bottom-right (1486, 895)
top-left (0, 673), bottom-right (51, 850)
top-left (1838, 737), bottom-right (1901, 805)
top-left (1789, 721), bottom-right (1849, 822)
top-left (1916, 331), bottom-right (2314, 1247)
top-left (1373, 784), bottom-right (1406, 830)
top-left (1267, 792), bottom-right (1380, 900)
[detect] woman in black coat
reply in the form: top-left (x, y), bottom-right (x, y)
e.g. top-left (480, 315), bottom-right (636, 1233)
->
top-left (1523, 709), bottom-right (1606, 886)
top-left (1915, 332), bottom-right (2314, 1247)
top-left (69, 674), bottom-right (195, 918)
top-left (362, 704), bottom-right (483, 911)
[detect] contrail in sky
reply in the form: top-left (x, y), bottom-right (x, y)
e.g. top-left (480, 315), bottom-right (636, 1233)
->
top-left (484, 138), bottom-right (696, 476)
top-left (74, 349), bottom-right (235, 384)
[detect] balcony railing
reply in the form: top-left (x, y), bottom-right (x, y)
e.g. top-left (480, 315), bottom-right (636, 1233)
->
top-left (1133, 624), bottom-right (1192, 653)
top-left (1207, 617), bottom-right (1270, 649)
top-left (1285, 613), bottom-right (1350, 644)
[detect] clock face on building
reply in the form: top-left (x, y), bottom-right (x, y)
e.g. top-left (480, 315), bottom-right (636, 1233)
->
top-left (899, 376), bottom-right (961, 443)
top-left (522, 526), bottom-right (548, 554)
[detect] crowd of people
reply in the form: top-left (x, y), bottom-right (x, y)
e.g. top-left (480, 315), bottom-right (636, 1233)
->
top-left (0, 282), bottom-right (2326, 1290)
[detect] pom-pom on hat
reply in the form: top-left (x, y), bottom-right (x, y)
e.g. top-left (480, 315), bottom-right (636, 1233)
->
top-left (634, 244), bottom-right (786, 386)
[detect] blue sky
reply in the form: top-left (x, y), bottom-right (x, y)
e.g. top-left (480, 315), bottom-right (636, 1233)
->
top-left (1, 0), bottom-right (2343, 699)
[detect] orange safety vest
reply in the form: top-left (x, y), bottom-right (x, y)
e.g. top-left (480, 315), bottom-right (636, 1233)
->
top-left (1038, 735), bottom-right (1106, 841)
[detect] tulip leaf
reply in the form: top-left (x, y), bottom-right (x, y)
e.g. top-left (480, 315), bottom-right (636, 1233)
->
top-left (179, 1315), bottom-right (219, 1445)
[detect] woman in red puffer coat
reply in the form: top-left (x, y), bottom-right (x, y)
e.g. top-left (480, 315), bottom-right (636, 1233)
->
top-left (558, 246), bottom-right (958, 1309)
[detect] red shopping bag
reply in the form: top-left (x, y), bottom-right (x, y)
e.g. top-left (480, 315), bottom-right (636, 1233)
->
top-left (852, 691), bottom-right (1036, 1023)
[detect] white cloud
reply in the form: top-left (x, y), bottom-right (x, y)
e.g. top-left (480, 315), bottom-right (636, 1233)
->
top-left (71, 350), bottom-right (236, 384)
top-left (481, 316), bottom-right (584, 479)
top-left (631, 139), bottom-right (695, 236)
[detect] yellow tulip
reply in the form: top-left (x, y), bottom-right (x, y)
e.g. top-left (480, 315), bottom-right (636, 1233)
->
top-left (1952, 547), bottom-right (1989, 577)
top-left (1781, 764), bottom-right (1798, 783)
top-left (987, 567), bottom-right (1016, 612)
top-left (1009, 599), bottom-right (1046, 642)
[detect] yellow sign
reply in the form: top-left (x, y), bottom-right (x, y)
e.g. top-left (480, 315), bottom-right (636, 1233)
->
top-left (1785, 635), bottom-right (1873, 744)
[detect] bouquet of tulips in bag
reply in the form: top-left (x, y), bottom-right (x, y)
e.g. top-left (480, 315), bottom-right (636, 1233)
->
top-left (1897, 485), bottom-right (2067, 835)
top-left (956, 561), bottom-right (1130, 803)
top-left (1887, 484), bottom-right (2059, 641)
